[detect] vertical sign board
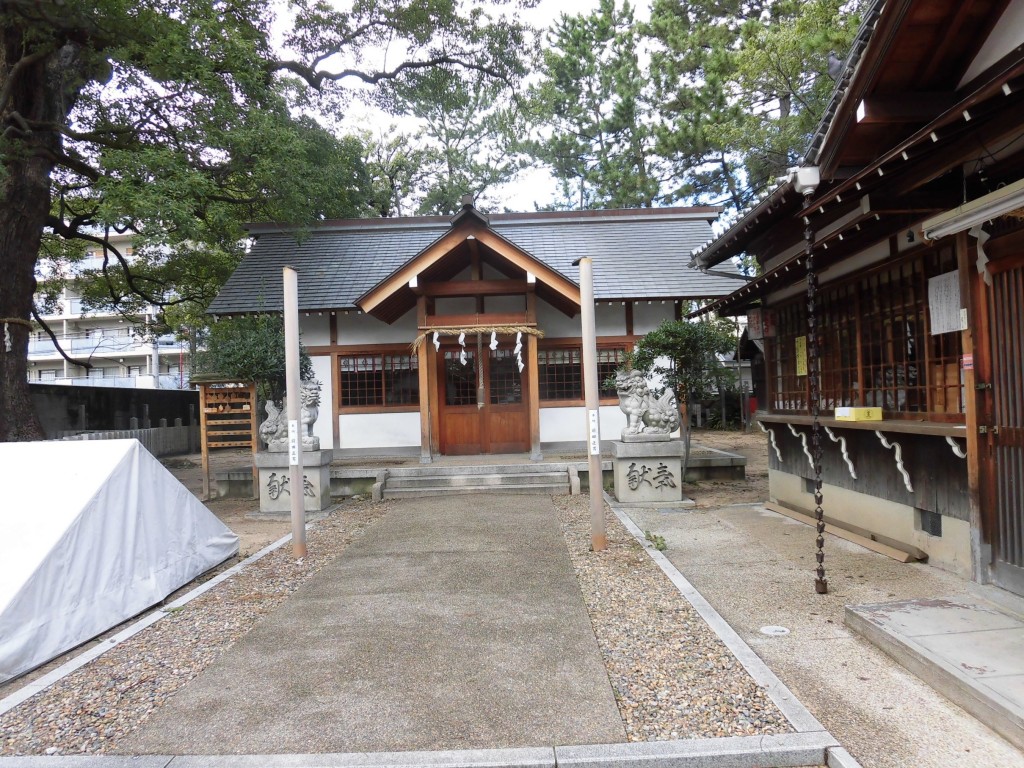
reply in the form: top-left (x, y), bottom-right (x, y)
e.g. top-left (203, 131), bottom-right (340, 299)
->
top-left (288, 419), bottom-right (300, 465)
top-left (795, 335), bottom-right (808, 376)
top-left (588, 409), bottom-right (601, 455)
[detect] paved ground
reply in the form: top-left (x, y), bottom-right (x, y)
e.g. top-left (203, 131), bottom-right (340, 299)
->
top-left (120, 493), bottom-right (626, 755)
top-left (624, 503), bottom-right (1024, 768)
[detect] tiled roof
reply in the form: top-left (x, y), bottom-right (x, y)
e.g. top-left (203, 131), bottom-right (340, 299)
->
top-left (208, 209), bottom-right (744, 315)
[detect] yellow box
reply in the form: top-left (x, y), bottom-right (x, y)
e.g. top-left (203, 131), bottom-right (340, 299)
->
top-left (834, 406), bottom-right (882, 421)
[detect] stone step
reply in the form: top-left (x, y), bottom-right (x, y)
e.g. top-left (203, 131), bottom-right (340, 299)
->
top-left (383, 482), bottom-right (570, 499)
top-left (386, 471), bottom-right (567, 489)
top-left (384, 463), bottom-right (571, 478)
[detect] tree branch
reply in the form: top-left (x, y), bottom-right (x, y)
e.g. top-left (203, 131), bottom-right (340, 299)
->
top-left (0, 44), bottom-right (57, 115)
top-left (29, 306), bottom-right (93, 370)
top-left (274, 55), bottom-right (510, 90)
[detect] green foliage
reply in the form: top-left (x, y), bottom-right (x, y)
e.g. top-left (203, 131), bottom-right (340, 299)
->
top-left (644, 530), bottom-right (667, 551)
top-left (526, 0), bottom-right (661, 209)
top-left (628, 318), bottom-right (739, 407)
top-left (523, 0), bottom-right (862, 212)
top-left (647, 0), bottom-right (863, 207)
top-left (378, 66), bottom-right (530, 215)
top-left (192, 314), bottom-right (313, 404)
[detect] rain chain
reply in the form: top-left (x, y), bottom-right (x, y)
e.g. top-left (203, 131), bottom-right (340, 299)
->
top-left (806, 225), bottom-right (828, 595)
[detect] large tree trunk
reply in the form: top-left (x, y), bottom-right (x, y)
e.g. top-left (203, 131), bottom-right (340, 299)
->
top-left (1, 29), bottom-right (88, 440)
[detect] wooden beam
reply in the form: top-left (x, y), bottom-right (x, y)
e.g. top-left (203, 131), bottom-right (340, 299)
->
top-left (420, 279), bottom-right (529, 298)
top-left (527, 290), bottom-right (541, 460)
top-left (855, 93), bottom-right (956, 124)
top-left (472, 227), bottom-right (581, 306)
top-left (359, 228), bottom-right (470, 314)
top-left (417, 296), bottom-right (431, 463)
top-left (423, 312), bottom-right (530, 329)
top-left (765, 502), bottom-right (925, 562)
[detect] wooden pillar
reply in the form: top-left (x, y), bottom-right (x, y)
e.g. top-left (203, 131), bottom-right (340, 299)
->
top-left (417, 296), bottom-right (432, 463)
top-left (527, 290), bottom-right (542, 460)
top-left (957, 231), bottom-right (988, 582)
top-left (330, 312), bottom-right (340, 450)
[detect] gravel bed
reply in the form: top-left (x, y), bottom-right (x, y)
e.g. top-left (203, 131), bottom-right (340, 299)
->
top-left (553, 494), bottom-right (792, 741)
top-left (0, 500), bottom-right (387, 757)
top-left (3, 494), bottom-right (791, 756)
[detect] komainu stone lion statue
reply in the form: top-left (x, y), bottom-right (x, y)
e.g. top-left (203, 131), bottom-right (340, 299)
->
top-left (258, 380), bottom-right (322, 452)
top-left (616, 369), bottom-right (680, 439)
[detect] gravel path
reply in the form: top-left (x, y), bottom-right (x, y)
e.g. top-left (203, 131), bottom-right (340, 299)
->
top-left (553, 495), bottom-right (791, 741)
top-left (3, 493), bottom-right (792, 756)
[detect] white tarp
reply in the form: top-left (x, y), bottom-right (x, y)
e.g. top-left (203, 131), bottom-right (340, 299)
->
top-left (0, 439), bottom-right (239, 682)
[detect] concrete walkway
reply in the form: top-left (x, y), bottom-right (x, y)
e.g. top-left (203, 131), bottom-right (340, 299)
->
top-left (624, 502), bottom-right (1024, 768)
top-left (120, 493), bottom-right (625, 755)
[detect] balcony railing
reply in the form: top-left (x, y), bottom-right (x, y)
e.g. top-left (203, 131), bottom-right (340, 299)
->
top-left (28, 334), bottom-right (181, 358)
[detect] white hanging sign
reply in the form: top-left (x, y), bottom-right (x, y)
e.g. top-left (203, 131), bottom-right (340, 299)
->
top-left (288, 420), bottom-right (300, 465)
top-left (588, 409), bottom-right (601, 456)
top-left (928, 270), bottom-right (967, 335)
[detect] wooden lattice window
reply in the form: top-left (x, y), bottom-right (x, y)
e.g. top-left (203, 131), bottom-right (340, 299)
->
top-left (539, 348), bottom-right (582, 401)
top-left (598, 348), bottom-right (628, 398)
top-left (768, 244), bottom-right (964, 418)
top-left (443, 350), bottom-right (477, 406)
top-left (339, 353), bottom-right (419, 407)
top-left (490, 350), bottom-right (522, 404)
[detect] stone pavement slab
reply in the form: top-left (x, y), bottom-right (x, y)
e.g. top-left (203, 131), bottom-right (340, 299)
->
top-left (119, 494), bottom-right (625, 755)
top-left (846, 597), bottom-right (1024, 750)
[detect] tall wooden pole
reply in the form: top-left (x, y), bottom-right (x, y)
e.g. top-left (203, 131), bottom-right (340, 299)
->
top-left (578, 257), bottom-right (606, 551)
top-left (284, 267), bottom-right (307, 558)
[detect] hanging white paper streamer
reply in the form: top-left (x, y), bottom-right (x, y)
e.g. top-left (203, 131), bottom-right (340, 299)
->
top-left (3, 323), bottom-right (10, 353)
top-left (432, 331), bottom-right (440, 351)
top-left (517, 357), bottom-right (525, 373)
top-left (460, 348), bottom-right (467, 366)
top-left (458, 332), bottom-right (466, 346)
top-left (489, 331), bottom-right (498, 351)
top-left (970, 225), bottom-right (993, 286)
top-left (514, 331), bottom-right (524, 373)
top-left (458, 331), bottom-right (467, 364)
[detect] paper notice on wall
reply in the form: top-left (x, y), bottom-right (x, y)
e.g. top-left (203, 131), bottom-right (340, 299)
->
top-left (795, 336), bottom-right (807, 376)
top-left (929, 270), bottom-right (966, 335)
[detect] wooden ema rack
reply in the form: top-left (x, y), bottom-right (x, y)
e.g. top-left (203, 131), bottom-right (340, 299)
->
top-left (198, 381), bottom-right (258, 500)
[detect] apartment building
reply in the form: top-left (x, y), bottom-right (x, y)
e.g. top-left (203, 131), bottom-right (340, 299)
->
top-left (28, 233), bottom-right (190, 389)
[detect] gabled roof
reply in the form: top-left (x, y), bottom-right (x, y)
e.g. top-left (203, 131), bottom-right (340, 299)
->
top-left (208, 206), bottom-right (740, 318)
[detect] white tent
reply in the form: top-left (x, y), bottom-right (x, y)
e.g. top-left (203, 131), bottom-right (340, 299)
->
top-left (0, 439), bottom-right (239, 683)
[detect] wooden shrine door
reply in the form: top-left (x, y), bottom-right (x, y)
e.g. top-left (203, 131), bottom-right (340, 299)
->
top-left (984, 257), bottom-right (1024, 595)
top-left (437, 343), bottom-right (529, 455)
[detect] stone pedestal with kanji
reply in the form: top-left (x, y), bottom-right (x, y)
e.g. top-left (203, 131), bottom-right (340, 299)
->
top-left (253, 449), bottom-right (333, 516)
top-left (610, 438), bottom-right (689, 507)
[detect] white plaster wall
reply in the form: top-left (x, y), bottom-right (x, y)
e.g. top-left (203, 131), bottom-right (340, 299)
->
top-left (537, 301), bottom-right (580, 337)
top-left (436, 297), bottom-right (476, 314)
top-left (540, 405), bottom-right (627, 444)
top-left (485, 294), bottom-right (526, 314)
top-left (339, 412), bottom-right (420, 449)
top-left (595, 302), bottom-right (627, 335)
top-left (299, 315), bottom-right (331, 346)
top-left (769, 470), bottom-right (972, 578)
top-left (337, 309), bottom-right (417, 344)
top-left (633, 302), bottom-right (675, 334)
top-left (310, 355), bottom-right (334, 448)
